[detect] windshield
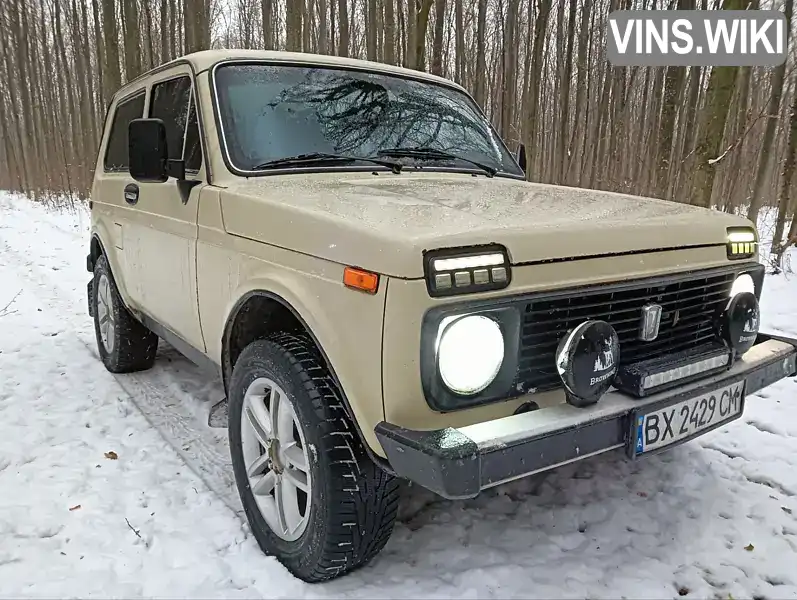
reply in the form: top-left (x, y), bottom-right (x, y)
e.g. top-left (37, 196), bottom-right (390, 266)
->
top-left (212, 62), bottom-right (523, 177)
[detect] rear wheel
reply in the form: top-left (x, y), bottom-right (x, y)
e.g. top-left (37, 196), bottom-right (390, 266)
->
top-left (228, 335), bottom-right (400, 582)
top-left (92, 255), bottom-right (158, 373)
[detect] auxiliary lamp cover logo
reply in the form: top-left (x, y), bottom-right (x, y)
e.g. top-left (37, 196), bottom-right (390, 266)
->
top-left (593, 346), bottom-right (615, 373)
top-left (743, 312), bottom-right (759, 334)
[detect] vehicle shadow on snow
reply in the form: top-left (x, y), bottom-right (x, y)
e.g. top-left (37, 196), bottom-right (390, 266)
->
top-left (145, 341), bottom-right (742, 594)
top-left (355, 448), bottom-right (726, 589)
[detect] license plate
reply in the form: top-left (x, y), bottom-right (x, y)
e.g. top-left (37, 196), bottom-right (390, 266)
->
top-left (631, 380), bottom-right (745, 456)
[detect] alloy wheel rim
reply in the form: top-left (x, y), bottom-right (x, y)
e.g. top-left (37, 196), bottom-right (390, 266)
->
top-left (240, 377), bottom-right (312, 542)
top-left (96, 274), bottom-right (115, 355)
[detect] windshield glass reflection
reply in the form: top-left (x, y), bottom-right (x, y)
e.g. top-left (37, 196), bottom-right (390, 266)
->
top-left (213, 63), bottom-right (522, 176)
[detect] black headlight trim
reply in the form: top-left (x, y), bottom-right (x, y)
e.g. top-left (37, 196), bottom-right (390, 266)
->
top-left (422, 243), bottom-right (512, 297)
top-left (420, 305), bottom-right (521, 412)
top-left (726, 226), bottom-right (758, 260)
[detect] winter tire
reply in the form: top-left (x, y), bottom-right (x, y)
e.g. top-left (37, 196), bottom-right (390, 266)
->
top-left (228, 335), bottom-right (400, 583)
top-left (92, 254), bottom-right (158, 373)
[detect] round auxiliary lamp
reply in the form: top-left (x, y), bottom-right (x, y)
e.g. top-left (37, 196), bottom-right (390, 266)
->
top-left (555, 320), bottom-right (620, 408)
top-left (718, 290), bottom-right (760, 356)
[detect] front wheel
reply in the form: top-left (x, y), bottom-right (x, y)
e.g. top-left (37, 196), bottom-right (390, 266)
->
top-left (228, 335), bottom-right (400, 582)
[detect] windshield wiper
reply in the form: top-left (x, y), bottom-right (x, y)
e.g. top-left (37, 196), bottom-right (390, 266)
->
top-left (376, 147), bottom-right (497, 177)
top-left (252, 152), bottom-right (402, 174)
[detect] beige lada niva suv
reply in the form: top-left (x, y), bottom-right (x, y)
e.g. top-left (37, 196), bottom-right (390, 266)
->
top-left (86, 49), bottom-right (797, 582)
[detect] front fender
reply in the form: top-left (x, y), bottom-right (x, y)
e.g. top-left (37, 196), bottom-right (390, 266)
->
top-left (90, 223), bottom-right (135, 311)
top-left (222, 263), bottom-right (390, 457)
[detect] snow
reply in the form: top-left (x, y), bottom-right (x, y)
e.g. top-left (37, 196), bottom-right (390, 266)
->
top-left (1, 191), bottom-right (797, 599)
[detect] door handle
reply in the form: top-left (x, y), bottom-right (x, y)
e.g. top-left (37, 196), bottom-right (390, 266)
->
top-left (124, 183), bottom-right (139, 205)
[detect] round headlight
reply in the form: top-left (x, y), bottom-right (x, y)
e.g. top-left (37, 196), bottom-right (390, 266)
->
top-left (437, 315), bottom-right (504, 395)
top-left (730, 273), bottom-right (755, 298)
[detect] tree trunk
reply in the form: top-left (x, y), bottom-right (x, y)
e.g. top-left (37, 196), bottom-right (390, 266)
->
top-left (142, 0), bottom-right (155, 69)
top-left (383, 0), bottom-right (395, 64)
top-left (122, 0), bottom-right (142, 80)
top-left (302, 0), bottom-right (311, 51)
top-left (170, 0), bottom-right (178, 56)
top-left (773, 77), bottom-right (797, 256)
top-left (318, 0), bottom-right (329, 53)
top-left (160, 0), bottom-right (170, 62)
top-left (102, 0), bottom-right (122, 100)
top-left (566, 0), bottom-right (591, 184)
top-left (500, 0), bottom-right (519, 140)
top-left (415, 0), bottom-right (434, 71)
top-left (430, 0), bottom-right (445, 75)
top-left (524, 0), bottom-right (551, 179)
top-left (367, 0), bottom-right (378, 59)
top-left (557, 0), bottom-right (576, 183)
top-left (656, 65), bottom-right (686, 198)
top-left (338, 0), bottom-right (349, 56)
top-left (454, 0), bottom-right (464, 84)
top-left (748, 0), bottom-right (793, 225)
top-left (689, 0), bottom-right (745, 207)
top-left (286, 0), bottom-right (303, 51)
top-left (673, 65), bottom-right (702, 199)
top-left (473, 0), bottom-right (487, 105)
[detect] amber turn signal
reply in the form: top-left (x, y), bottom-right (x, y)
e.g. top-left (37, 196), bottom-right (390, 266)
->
top-left (343, 266), bottom-right (379, 294)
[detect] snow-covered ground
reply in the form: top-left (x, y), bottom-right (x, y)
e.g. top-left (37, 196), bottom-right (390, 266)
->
top-left (1, 192), bottom-right (797, 599)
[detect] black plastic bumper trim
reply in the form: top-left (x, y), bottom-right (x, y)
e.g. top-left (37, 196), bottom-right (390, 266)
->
top-left (375, 334), bottom-right (797, 500)
top-left (479, 415), bottom-right (625, 490)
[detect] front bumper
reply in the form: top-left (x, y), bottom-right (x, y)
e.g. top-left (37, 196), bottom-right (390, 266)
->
top-left (374, 333), bottom-right (797, 499)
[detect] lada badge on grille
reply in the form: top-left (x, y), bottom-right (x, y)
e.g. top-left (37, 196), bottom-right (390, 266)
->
top-left (639, 303), bottom-right (663, 342)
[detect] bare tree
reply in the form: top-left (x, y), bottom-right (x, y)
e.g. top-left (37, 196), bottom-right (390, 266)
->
top-left (748, 0), bottom-right (794, 225)
top-left (0, 0), bottom-right (796, 250)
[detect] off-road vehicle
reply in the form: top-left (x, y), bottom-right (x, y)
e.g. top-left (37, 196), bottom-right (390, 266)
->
top-left (86, 49), bottom-right (797, 582)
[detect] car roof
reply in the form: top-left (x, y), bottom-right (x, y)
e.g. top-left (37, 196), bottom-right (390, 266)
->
top-left (116, 49), bottom-right (467, 99)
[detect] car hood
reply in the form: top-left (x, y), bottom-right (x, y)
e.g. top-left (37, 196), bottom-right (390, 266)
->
top-left (219, 172), bottom-right (751, 278)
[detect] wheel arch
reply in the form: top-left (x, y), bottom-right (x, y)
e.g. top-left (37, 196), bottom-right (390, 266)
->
top-left (89, 233), bottom-right (105, 268)
top-left (87, 229), bottom-right (136, 310)
top-left (221, 289), bottom-right (392, 470)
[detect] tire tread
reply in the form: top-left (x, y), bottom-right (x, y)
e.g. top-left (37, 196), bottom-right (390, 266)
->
top-left (233, 333), bottom-right (400, 582)
top-left (93, 255), bottom-right (158, 373)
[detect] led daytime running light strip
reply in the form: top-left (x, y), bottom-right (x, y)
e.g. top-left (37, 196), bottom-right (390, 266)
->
top-left (432, 253), bottom-right (505, 272)
top-left (727, 231), bottom-right (755, 243)
top-left (729, 241), bottom-right (756, 255)
top-left (642, 354), bottom-right (730, 390)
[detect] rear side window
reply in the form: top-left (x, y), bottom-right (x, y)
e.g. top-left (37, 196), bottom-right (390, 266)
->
top-left (104, 92), bottom-right (145, 171)
top-left (150, 76), bottom-right (203, 172)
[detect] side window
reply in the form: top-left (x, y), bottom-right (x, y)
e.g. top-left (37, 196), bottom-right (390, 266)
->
top-left (150, 75), bottom-right (203, 173)
top-left (104, 93), bottom-right (145, 171)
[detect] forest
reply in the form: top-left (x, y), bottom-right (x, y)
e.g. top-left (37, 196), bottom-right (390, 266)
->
top-left (1, 0), bottom-right (797, 258)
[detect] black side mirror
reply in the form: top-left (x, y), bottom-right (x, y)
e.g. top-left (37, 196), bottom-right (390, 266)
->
top-left (128, 118), bottom-right (185, 182)
top-left (515, 142), bottom-right (527, 174)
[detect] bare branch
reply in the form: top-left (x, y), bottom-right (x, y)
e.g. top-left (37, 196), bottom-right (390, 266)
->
top-left (0, 290), bottom-right (22, 317)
